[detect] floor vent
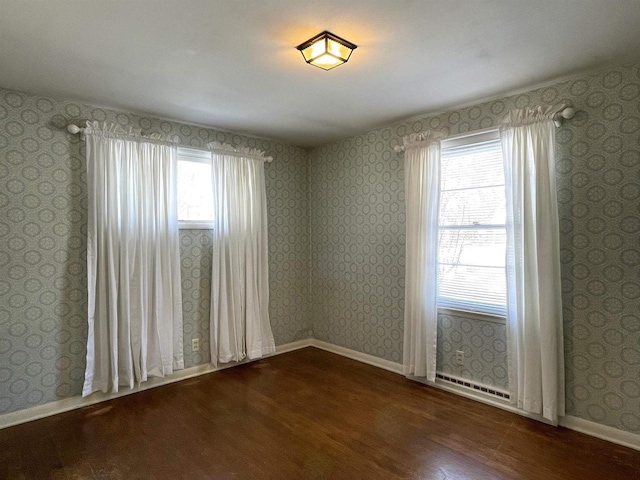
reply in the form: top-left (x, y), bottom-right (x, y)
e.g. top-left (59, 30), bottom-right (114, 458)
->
top-left (436, 373), bottom-right (510, 400)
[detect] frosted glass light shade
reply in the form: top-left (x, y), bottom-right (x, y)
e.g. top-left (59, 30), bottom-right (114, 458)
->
top-left (296, 31), bottom-right (357, 70)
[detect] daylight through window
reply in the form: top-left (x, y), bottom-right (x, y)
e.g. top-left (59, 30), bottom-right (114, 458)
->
top-left (437, 131), bottom-right (507, 316)
top-left (177, 147), bottom-right (214, 228)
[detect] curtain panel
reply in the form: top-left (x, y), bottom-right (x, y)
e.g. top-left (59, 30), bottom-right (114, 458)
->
top-left (402, 131), bottom-right (445, 381)
top-left (501, 106), bottom-right (565, 423)
top-left (83, 122), bottom-right (184, 396)
top-left (208, 143), bottom-right (275, 366)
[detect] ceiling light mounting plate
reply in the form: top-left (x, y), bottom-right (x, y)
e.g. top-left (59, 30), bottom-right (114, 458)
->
top-left (296, 31), bottom-right (357, 70)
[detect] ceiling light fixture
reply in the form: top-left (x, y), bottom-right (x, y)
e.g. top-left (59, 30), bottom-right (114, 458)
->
top-left (296, 31), bottom-right (357, 70)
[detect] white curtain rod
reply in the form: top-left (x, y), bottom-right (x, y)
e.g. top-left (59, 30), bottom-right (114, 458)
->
top-left (67, 124), bottom-right (273, 162)
top-left (393, 106), bottom-right (575, 153)
top-left (207, 146), bottom-right (273, 163)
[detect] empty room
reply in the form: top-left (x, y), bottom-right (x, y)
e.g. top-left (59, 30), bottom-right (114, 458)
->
top-left (1, 1), bottom-right (639, 478)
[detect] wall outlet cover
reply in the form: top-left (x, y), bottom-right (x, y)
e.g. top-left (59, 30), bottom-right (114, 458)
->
top-left (192, 338), bottom-right (200, 352)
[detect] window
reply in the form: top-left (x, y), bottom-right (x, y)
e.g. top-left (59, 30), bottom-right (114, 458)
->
top-left (177, 147), bottom-right (214, 229)
top-left (437, 130), bottom-right (507, 317)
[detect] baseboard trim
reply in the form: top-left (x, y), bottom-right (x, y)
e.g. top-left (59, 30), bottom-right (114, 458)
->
top-left (415, 373), bottom-right (556, 425)
top-left (559, 415), bottom-right (640, 451)
top-left (0, 338), bottom-right (314, 430)
top-left (310, 341), bottom-right (640, 452)
top-left (3, 338), bottom-right (638, 452)
top-left (309, 339), bottom-right (404, 375)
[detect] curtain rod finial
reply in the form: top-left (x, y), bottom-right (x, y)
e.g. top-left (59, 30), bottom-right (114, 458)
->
top-left (67, 124), bottom-right (82, 134)
top-left (553, 106), bottom-right (575, 127)
top-left (559, 107), bottom-right (575, 120)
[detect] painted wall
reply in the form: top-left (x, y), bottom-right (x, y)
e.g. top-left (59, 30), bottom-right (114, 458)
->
top-left (309, 64), bottom-right (640, 434)
top-left (0, 88), bottom-right (311, 415)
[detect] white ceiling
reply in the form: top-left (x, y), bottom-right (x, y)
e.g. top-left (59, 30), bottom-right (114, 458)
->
top-left (2, 1), bottom-right (640, 147)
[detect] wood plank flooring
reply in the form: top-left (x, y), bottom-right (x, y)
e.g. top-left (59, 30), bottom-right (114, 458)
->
top-left (1, 347), bottom-right (638, 479)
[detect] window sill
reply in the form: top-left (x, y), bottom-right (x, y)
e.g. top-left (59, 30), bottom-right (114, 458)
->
top-left (437, 307), bottom-right (506, 325)
top-left (179, 221), bottom-right (214, 230)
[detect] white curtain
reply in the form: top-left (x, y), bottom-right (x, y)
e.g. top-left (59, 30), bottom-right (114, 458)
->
top-left (83, 122), bottom-right (184, 397)
top-left (208, 143), bottom-right (275, 366)
top-left (501, 106), bottom-right (565, 423)
top-left (403, 131), bottom-right (445, 381)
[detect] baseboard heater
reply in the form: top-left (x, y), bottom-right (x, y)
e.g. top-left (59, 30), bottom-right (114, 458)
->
top-left (436, 372), bottom-right (510, 400)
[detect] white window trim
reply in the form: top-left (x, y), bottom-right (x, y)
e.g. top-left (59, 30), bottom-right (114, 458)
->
top-left (441, 127), bottom-right (499, 148)
top-left (179, 221), bottom-right (214, 230)
top-left (177, 147), bottom-right (214, 229)
top-left (437, 127), bottom-right (506, 318)
top-left (178, 146), bottom-right (211, 163)
top-left (437, 307), bottom-right (506, 325)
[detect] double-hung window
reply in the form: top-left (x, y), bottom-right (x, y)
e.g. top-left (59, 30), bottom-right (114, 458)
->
top-left (437, 130), bottom-right (507, 317)
top-left (177, 147), bottom-right (214, 229)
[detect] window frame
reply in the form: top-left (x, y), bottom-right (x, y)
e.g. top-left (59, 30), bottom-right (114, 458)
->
top-left (177, 147), bottom-right (215, 230)
top-left (437, 128), bottom-right (507, 322)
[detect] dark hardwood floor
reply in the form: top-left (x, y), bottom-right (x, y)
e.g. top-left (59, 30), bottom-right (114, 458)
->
top-left (1, 347), bottom-right (638, 479)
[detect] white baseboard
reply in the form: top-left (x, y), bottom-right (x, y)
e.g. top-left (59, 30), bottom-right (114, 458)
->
top-left (559, 415), bottom-right (640, 451)
top-left (0, 338), bottom-right (313, 430)
top-left (272, 338), bottom-right (313, 355)
top-left (3, 338), bottom-right (638, 452)
top-left (307, 341), bottom-right (530, 417)
top-left (309, 339), bottom-right (404, 374)
top-left (310, 340), bottom-right (640, 452)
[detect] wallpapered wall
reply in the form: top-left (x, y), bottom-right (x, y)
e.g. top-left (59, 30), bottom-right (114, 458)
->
top-left (437, 313), bottom-right (508, 391)
top-left (308, 64), bottom-right (640, 434)
top-left (0, 88), bottom-right (311, 415)
top-left (1, 63), bottom-right (639, 436)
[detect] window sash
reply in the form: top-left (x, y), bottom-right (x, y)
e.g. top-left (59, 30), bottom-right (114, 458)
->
top-left (177, 147), bottom-right (214, 227)
top-left (437, 130), bottom-right (506, 316)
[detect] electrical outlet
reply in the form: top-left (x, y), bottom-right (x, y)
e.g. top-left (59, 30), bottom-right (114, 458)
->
top-left (192, 338), bottom-right (200, 352)
top-left (455, 350), bottom-right (464, 366)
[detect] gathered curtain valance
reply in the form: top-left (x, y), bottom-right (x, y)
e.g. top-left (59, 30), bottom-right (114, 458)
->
top-left (502, 104), bottom-right (568, 128)
top-left (401, 130), bottom-right (446, 151)
top-left (83, 121), bottom-right (179, 146)
top-left (207, 141), bottom-right (273, 162)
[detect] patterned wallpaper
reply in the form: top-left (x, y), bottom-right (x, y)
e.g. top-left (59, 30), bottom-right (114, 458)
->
top-left (180, 230), bottom-right (214, 367)
top-left (2, 63), bottom-right (639, 436)
top-left (309, 63), bottom-right (640, 434)
top-left (437, 313), bottom-right (508, 391)
top-left (0, 87), bottom-right (311, 415)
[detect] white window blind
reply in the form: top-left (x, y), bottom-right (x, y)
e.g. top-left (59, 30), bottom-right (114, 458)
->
top-left (437, 132), bottom-right (507, 316)
top-left (177, 147), bottom-right (214, 229)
